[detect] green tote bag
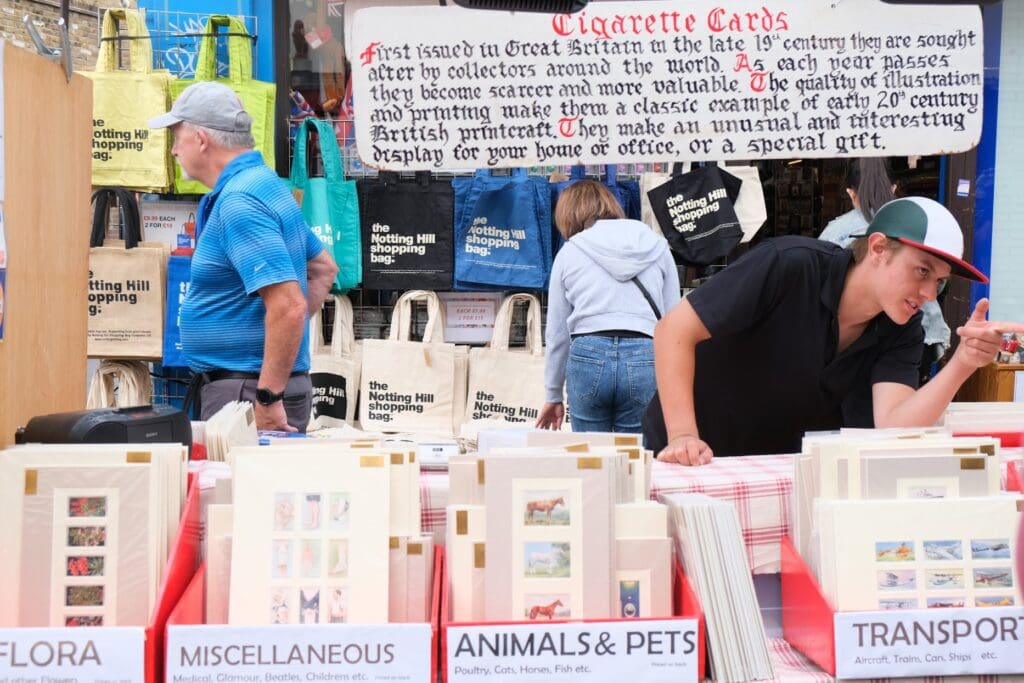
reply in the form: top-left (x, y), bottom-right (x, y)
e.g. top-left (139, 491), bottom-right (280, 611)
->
top-left (169, 15), bottom-right (275, 194)
top-left (290, 118), bottom-right (362, 292)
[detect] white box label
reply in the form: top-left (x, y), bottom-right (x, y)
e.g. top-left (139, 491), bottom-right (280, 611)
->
top-left (0, 627), bottom-right (144, 681)
top-left (140, 199), bottom-right (199, 249)
top-left (438, 292), bottom-right (503, 344)
top-left (446, 619), bottom-right (698, 683)
top-left (167, 623), bottom-right (431, 680)
top-left (835, 607), bottom-right (1024, 678)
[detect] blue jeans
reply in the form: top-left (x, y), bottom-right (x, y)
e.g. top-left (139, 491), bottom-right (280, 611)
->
top-left (566, 335), bottom-right (656, 433)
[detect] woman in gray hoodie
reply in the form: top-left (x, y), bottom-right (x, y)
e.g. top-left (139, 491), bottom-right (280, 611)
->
top-left (536, 180), bottom-right (680, 433)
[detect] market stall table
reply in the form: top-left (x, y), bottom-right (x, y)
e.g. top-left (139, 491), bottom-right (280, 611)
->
top-left (420, 450), bottom-right (1023, 575)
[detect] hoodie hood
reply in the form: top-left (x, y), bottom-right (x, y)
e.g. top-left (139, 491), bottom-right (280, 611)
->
top-left (569, 219), bottom-right (670, 281)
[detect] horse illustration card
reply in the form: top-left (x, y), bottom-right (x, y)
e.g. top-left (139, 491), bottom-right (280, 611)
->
top-left (484, 454), bottom-right (616, 621)
top-left (816, 496), bottom-right (1022, 612)
top-left (229, 450), bottom-right (391, 625)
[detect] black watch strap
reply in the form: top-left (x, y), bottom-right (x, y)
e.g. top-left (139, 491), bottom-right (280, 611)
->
top-left (256, 387), bottom-right (285, 406)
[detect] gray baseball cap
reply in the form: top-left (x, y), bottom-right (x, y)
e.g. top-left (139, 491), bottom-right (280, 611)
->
top-left (148, 81), bottom-right (253, 133)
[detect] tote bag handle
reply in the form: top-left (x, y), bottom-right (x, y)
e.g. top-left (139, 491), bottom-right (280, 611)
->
top-left (389, 290), bottom-right (445, 343)
top-left (490, 293), bottom-right (543, 356)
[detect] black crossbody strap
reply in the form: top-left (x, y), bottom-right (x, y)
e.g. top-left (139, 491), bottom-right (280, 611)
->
top-left (630, 276), bottom-right (662, 320)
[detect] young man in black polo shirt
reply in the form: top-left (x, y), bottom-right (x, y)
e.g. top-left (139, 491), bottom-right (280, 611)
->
top-left (643, 196), bottom-right (1024, 465)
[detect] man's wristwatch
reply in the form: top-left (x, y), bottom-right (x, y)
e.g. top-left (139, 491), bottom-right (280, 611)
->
top-left (256, 387), bottom-right (285, 406)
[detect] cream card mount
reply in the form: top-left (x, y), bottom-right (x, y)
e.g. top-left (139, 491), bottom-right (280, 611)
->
top-left (818, 496), bottom-right (1023, 612)
top-left (228, 450), bottom-right (392, 625)
top-left (483, 453), bottom-right (617, 621)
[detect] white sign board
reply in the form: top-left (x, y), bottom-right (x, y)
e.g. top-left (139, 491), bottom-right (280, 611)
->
top-left (352, 0), bottom-right (983, 170)
top-left (438, 292), bottom-right (503, 344)
top-left (446, 619), bottom-right (699, 683)
top-left (166, 623), bottom-right (432, 680)
top-left (835, 608), bottom-right (1024, 678)
top-left (140, 198), bottom-right (198, 250)
top-left (0, 627), bottom-right (144, 681)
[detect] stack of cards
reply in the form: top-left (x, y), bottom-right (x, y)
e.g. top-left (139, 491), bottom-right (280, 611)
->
top-left (445, 436), bottom-right (671, 623)
top-left (796, 430), bottom-right (1023, 613)
top-left (816, 496), bottom-right (1022, 611)
top-left (659, 493), bottom-right (773, 683)
top-left (485, 451), bottom-right (618, 621)
top-left (942, 401), bottom-right (1024, 434)
top-left (226, 442), bottom-right (433, 625)
top-left (0, 443), bottom-right (187, 627)
top-left (204, 401), bottom-right (258, 461)
top-left (794, 432), bottom-right (1001, 560)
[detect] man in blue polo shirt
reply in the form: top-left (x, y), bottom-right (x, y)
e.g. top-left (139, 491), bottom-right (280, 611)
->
top-left (645, 197), bottom-right (1024, 464)
top-left (149, 82), bottom-right (338, 432)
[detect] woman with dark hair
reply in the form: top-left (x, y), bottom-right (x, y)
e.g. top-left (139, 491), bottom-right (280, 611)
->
top-left (819, 159), bottom-right (950, 382)
top-left (536, 180), bottom-right (680, 433)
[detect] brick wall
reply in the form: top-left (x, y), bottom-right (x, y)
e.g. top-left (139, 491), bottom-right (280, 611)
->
top-left (1, 0), bottom-right (135, 72)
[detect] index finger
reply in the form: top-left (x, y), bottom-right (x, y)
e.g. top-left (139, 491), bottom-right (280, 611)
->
top-left (986, 321), bottom-right (1024, 335)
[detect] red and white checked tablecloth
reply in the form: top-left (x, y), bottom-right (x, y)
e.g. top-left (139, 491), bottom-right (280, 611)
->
top-left (650, 455), bottom-right (795, 574)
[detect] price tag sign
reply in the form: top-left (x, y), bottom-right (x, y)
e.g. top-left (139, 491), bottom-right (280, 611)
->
top-left (835, 607), bottom-right (1024, 678)
top-left (446, 618), bottom-right (698, 683)
top-left (0, 627), bottom-right (144, 681)
top-left (167, 623), bottom-right (432, 681)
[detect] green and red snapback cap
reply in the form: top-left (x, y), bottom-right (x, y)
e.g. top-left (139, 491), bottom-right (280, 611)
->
top-left (854, 197), bottom-right (988, 283)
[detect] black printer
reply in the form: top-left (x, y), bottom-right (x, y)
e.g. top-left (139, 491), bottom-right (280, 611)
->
top-left (16, 404), bottom-right (192, 448)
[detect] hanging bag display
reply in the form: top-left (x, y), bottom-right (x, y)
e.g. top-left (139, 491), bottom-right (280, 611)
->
top-left (290, 118), bottom-right (361, 292)
top-left (88, 189), bottom-right (168, 360)
top-left (462, 293), bottom-right (546, 437)
top-left (645, 164), bottom-right (743, 267)
top-left (453, 169), bottom-right (552, 290)
top-left (359, 291), bottom-right (467, 436)
top-left (309, 295), bottom-right (362, 428)
top-left (86, 360), bottom-right (154, 408)
top-left (722, 164), bottom-right (768, 243)
top-left (169, 15), bottom-right (275, 194)
top-left (162, 254), bottom-right (191, 367)
top-left (84, 8), bottom-right (172, 192)
top-left (357, 172), bottom-right (455, 290)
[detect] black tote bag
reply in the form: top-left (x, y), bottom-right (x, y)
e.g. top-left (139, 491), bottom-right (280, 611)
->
top-left (357, 171), bottom-right (455, 290)
top-left (646, 165), bottom-right (743, 267)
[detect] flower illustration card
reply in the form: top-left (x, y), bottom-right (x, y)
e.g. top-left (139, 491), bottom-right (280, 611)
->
top-left (18, 464), bottom-right (153, 627)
